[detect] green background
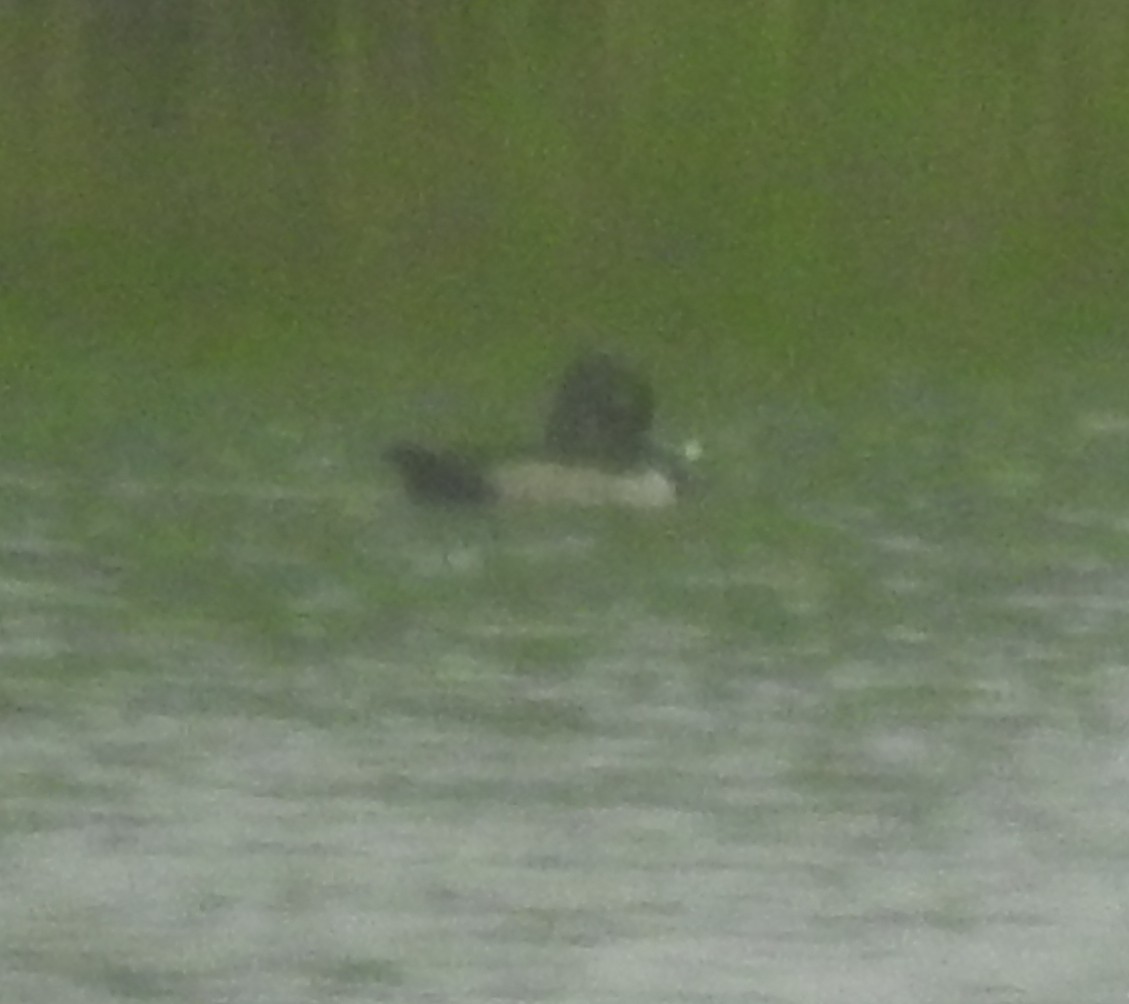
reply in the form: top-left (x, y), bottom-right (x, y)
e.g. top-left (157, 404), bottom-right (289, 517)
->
top-left (5, 1), bottom-right (1127, 402)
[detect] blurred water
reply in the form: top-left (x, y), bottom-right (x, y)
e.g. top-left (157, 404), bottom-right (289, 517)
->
top-left (2, 378), bottom-right (1129, 1004)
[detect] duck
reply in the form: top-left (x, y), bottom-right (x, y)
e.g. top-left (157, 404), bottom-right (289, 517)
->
top-left (384, 351), bottom-right (693, 508)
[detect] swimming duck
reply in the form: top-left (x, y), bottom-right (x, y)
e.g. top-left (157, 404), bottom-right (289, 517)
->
top-left (385, 351), bottom-right (692, 508)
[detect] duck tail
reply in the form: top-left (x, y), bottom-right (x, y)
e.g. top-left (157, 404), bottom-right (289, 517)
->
top-left (384, 443), bottom-right (494, 504)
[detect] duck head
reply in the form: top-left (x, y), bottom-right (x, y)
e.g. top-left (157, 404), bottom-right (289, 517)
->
top-left (544, 351), bottom-right (654, 467)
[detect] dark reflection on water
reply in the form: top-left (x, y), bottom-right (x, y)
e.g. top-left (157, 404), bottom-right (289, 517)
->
top-left (2, 384), bottom-right (1129, 1003)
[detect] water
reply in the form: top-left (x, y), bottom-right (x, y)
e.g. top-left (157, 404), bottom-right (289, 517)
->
top-left (2, 369), bottom-right (1129, 1003)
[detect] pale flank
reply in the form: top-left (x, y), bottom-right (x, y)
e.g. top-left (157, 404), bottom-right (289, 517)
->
top-left (491, 462), bottom-right (677, 508)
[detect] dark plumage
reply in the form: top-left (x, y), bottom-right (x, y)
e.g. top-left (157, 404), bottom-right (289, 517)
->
top-left (383, 443), bottom-right (495, 505)
top-left (545, 351), bottom-right (654, 467)
top-left (384, 351), bottom-right (687, 508)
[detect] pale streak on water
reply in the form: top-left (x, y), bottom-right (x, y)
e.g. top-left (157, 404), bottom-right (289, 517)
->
top-left (2, 406), bottom-right (1129, 1004)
